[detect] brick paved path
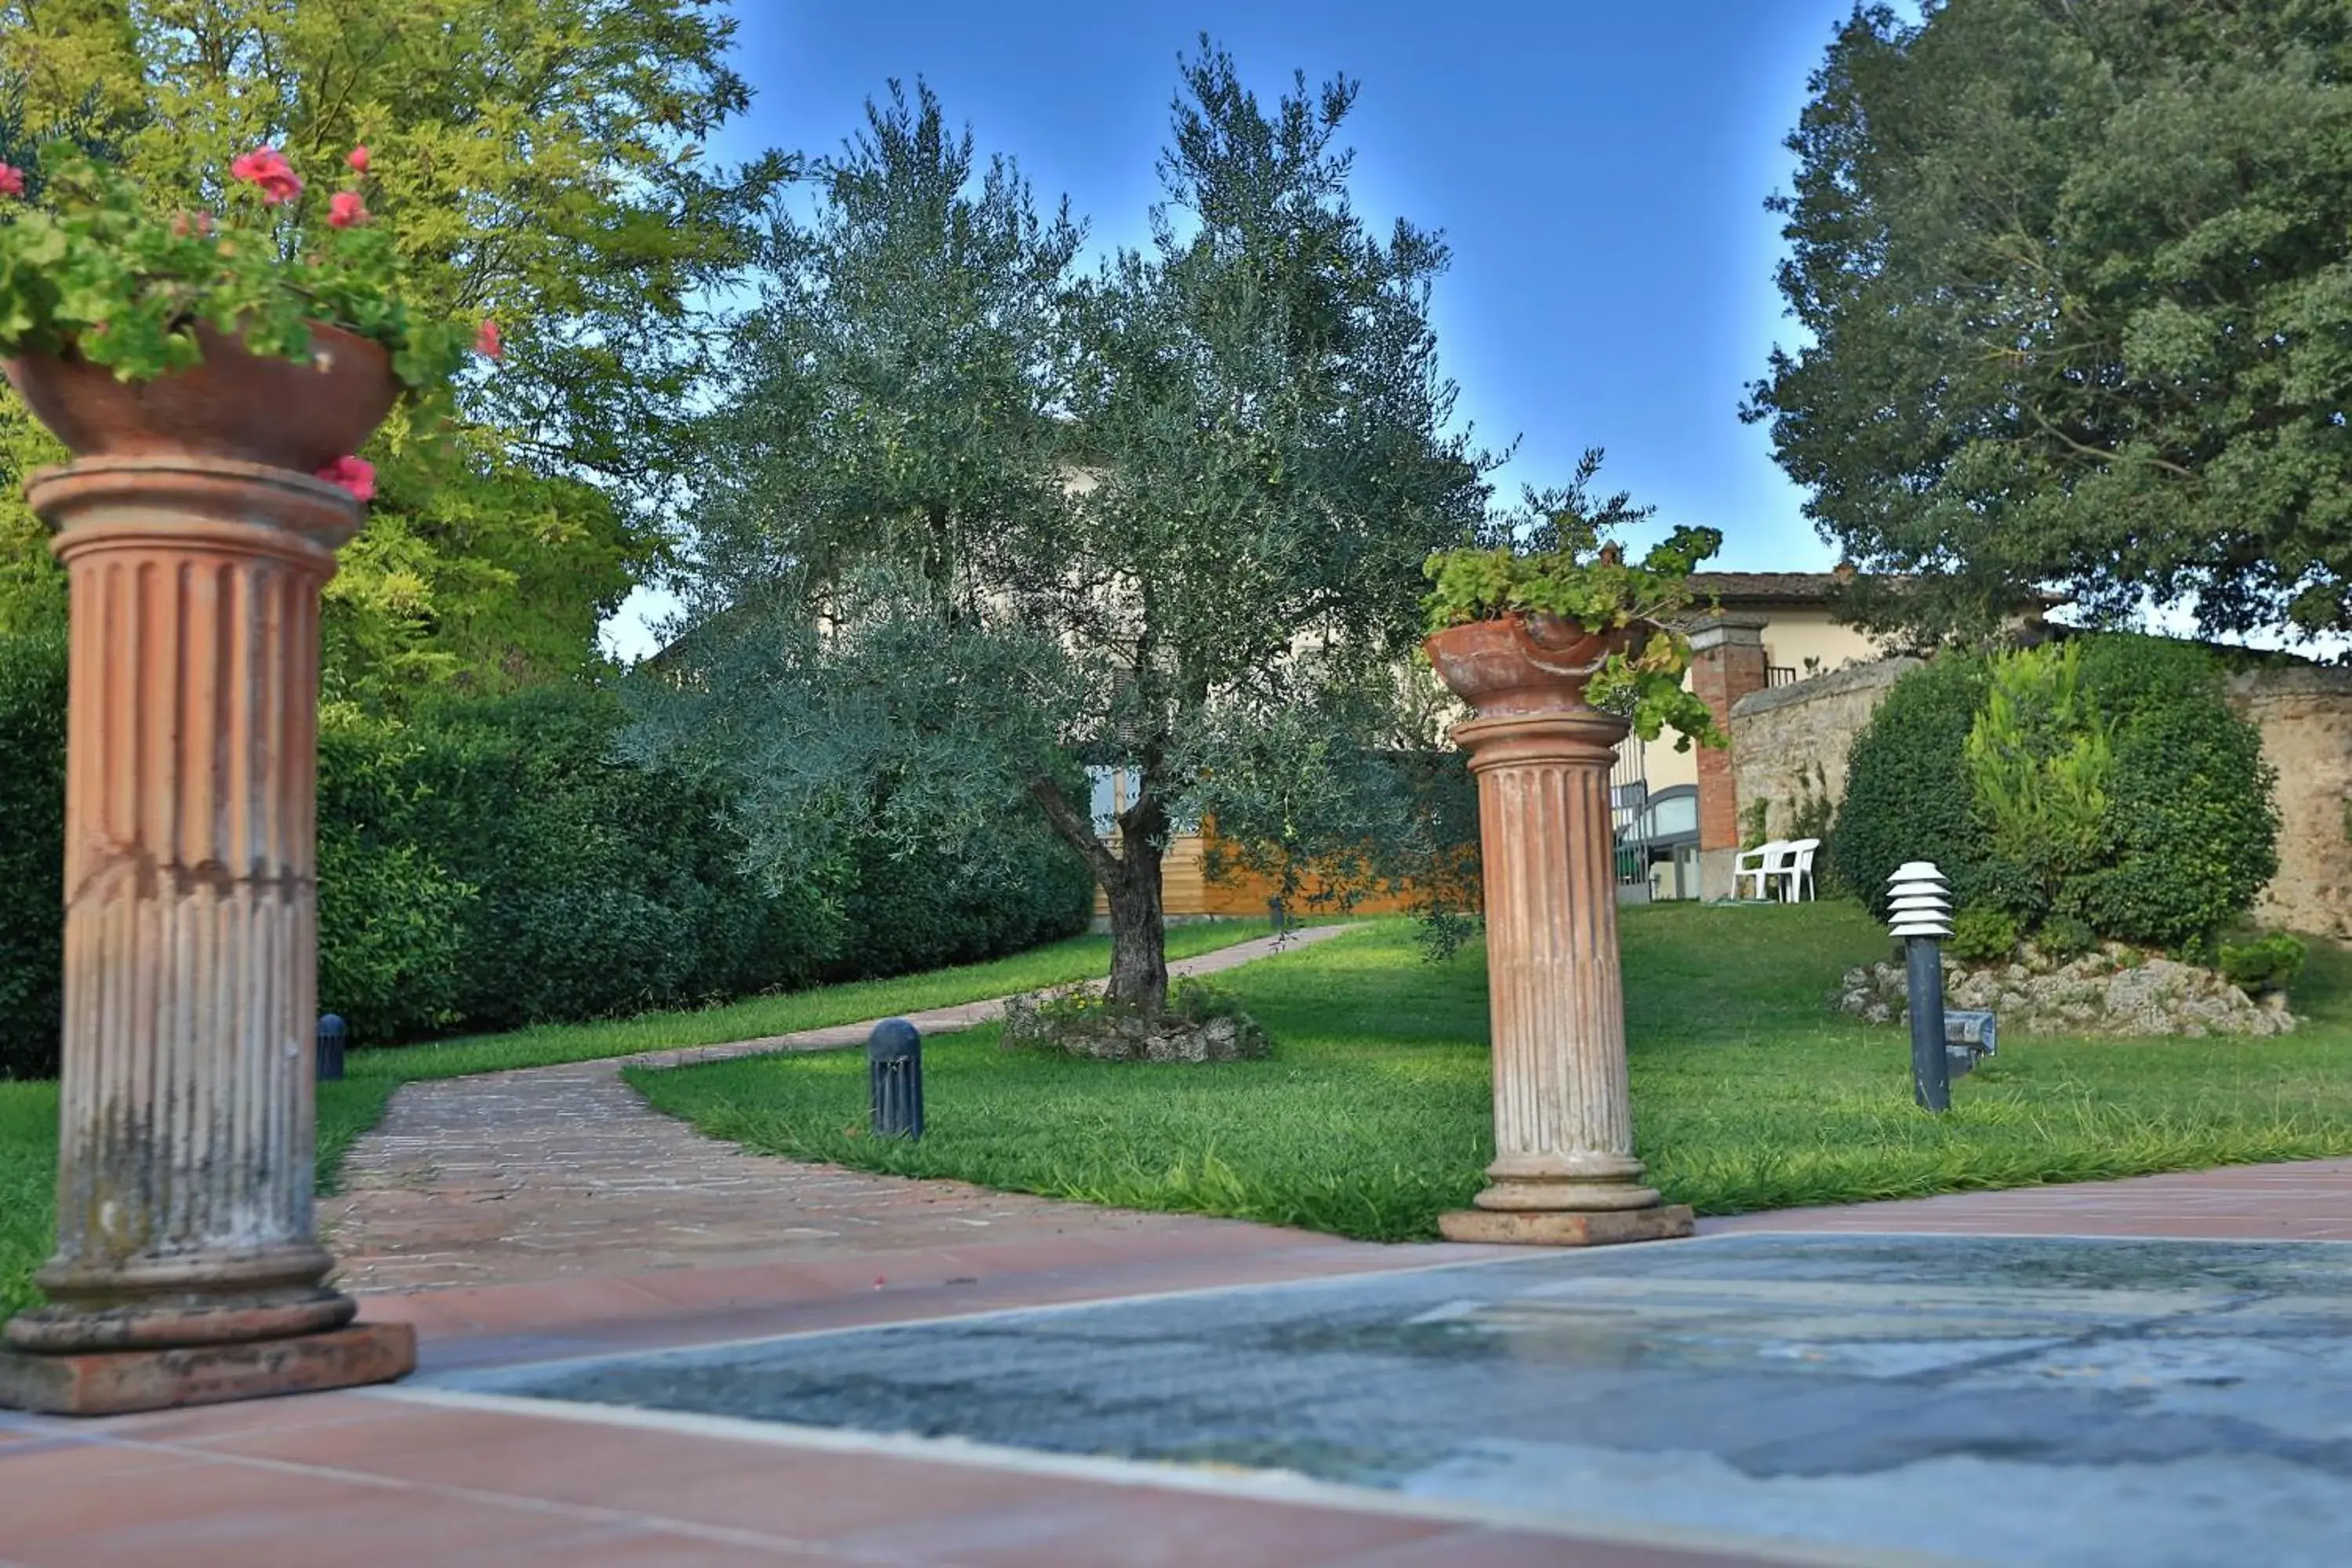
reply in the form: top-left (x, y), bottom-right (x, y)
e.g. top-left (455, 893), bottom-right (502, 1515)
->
top-left (320, 925), bottom-right (1363, 1295)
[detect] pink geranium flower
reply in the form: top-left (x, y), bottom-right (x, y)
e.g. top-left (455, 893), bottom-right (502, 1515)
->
top-left (228, 146), bottom-right (303, 205)
top-left (347, 145), bottom-right (371, 174)
top-left (326, 191), bottom-right (368, 228)
top-left (314, 455), bottom-right (376, 503)
top-left (475, 318), bottom-right (503, 359)
top-left (0, 162), bottom-right (24, 199)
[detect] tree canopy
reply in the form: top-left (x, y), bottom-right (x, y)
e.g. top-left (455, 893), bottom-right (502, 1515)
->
top-left (0, 0), bottom-right (789, 701)
top-left (635, 49), bottom-right (1495, 1010)
top-left (1748, 0), bottom-right (2352, 644)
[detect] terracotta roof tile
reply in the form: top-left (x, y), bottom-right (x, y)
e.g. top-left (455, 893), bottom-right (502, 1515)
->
top-left (1685, 572), bottom-right (1846, 603)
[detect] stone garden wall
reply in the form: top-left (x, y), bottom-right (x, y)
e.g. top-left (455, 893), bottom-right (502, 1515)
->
top-left (2228, 666), bottom-right (2352, 940)
top-left (1726, 652), bottom-right (2352, 939)
top-left (1727, 656), bottom-right (1920, 840)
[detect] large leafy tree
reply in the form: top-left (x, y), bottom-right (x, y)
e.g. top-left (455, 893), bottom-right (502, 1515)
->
top-left (0, 0), bottom-right (789, 700)
top-left (639, 50), bottom-right (1490, 1011)
top-left (1748, 0), bottom-right (2352, 644)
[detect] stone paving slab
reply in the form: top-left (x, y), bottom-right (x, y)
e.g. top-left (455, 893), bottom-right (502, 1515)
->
top-left (436, 1232), bottom-right (2352, 1568)
top-left (321, 925), bottom-right (1362, 1294)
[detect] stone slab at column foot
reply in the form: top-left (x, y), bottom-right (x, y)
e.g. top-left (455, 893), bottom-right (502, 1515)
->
top-left (1439, 1205), bottom-right (1696, 1247)
top-left (0, 1322), bottom-right (415, 1417)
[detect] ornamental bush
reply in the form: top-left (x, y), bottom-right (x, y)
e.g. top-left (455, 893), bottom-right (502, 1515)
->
top-left (2220, 932), bottom-right (2307, 996)
top-left (1947, 906), bottom-right (2020, 966)
top-left (1834, 634), bottom-right (2278, 956)
top-left (2063, 637), bottom-right (2278, 952)
top-left (1827, 651), bottom-right (2002, 915)
top-left (380, 686), bottom-right (834, 1036)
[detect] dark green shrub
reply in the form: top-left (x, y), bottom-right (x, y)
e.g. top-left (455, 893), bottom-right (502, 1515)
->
top-left (831, 813), bottom-right (1093, 980)
top-left (1830, 652), bottom-right (2006, 919)
top-left (2035, 913), bottom-right (2098, 963)
top-left (1948, 906), bottom-right (2019, 965)
top-left (0, 628), bottom-right (64, 1080)
top-left (2220, 932), bottom-right (2307, 996)
top-left (0, 630), bottom-right (1097, 1068)
top-left (388, 685), bottom-right (837, 1038)
top-left (317, 708), bottom-right (474, 1041)
top-left (1838, 635), bottom-right (2279, 957)
top-left (2061, 637), bottom-right (2278, 950)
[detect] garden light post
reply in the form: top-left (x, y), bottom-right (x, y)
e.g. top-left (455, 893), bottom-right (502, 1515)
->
top-left (1889, 862), bottom-right (1955, 1112)
top-left (0, 457), bottom-right (413, 1416)
top-left (869, 1018), bottom-right (924, 1139)
top-left (316, 1014), bottom-right (348, 1083)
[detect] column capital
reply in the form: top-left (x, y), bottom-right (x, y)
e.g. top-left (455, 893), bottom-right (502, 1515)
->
top-left (1452, 706), bottom-right (1629, 772)
top-left (31, 456), bottom-right (361, 568)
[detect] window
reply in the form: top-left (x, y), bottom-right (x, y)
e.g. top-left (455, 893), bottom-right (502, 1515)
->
top-left (1087, 766), bottom-right (1138, 836)
top-left (1084, 766), bottom-right (1200, 838)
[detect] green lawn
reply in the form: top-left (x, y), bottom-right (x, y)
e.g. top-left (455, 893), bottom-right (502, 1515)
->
top-left (633, 903), bottom-right (2352, 1242)
top-left (0, 920), bottom-right (1276, 1319)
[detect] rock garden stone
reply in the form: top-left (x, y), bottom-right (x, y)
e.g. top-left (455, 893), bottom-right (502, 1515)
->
top-left (1836, 942), bottom-right (2298, 1038)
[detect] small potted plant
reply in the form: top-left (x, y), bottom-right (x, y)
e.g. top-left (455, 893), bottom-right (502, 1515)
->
top-left (0, 141), bottom-right (490, 496)
top-left (1421, 505), bottom-right (1726, 747)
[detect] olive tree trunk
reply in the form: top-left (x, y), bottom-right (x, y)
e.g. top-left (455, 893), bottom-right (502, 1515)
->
top-left (1029, 774), bottom-right (1172, 1015)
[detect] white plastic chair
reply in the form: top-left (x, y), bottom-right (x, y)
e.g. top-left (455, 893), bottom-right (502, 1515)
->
top-left (1734, 840), bottom-right (1788, 901)
top-left (1780, 837), bottom-right (1822, 902)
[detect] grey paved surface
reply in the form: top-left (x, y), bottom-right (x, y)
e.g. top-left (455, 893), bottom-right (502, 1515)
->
top-left (448, 1232), bottom-right (2352, 1568)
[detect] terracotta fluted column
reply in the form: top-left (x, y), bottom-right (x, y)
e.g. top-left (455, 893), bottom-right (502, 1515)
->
top-left (0, 457), bottom-right (414, 1416)
top-left (1427, 616), bottom-right (1693, 1247)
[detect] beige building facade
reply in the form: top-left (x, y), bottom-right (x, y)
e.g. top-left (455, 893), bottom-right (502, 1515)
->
top-left (1612, 573), bottom-right (1894, 902)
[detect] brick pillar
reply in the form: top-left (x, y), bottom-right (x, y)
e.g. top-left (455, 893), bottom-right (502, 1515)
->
top-left (1687, 614), bottom-right (1769, 900)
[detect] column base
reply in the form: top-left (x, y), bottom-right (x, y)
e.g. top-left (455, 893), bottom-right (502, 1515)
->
top-left (0, 1322), bottom-right (415, 1417)
top-left (1439, 1204), bottom-right (1696, 1247)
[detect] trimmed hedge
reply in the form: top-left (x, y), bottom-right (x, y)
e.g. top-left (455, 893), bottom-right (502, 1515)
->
top-left (1831, 633), bottom-right (2278, 953)
top-left (371, 687), bottom-right (844, 1037)
top-left (833, 803), bottom-right (1097, 981)
top-left (0, 627), bottom-right (65, 1082)
top-left (0, 646), bottom-right (1094, 1077)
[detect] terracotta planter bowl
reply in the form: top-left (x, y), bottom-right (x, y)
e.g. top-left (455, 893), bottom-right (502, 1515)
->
top-left (3, 322), bottom-right (397, 474)
top-left (1424, 613), bottom-right (1644, 717)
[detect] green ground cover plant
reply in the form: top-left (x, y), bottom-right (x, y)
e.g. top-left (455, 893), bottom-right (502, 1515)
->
top-left (0, 920), bottom-right (1273, 1319)
top-left (634, 903), bottom-right (2352, 1243)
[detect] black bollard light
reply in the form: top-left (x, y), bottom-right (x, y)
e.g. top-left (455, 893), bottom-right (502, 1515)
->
top-left (868, 1018), bottom-right (924, 1139)
top-left (1887, 863), bottom-right (1953, 1112)
top-left (316, 1014), bottom-right (347, 1083)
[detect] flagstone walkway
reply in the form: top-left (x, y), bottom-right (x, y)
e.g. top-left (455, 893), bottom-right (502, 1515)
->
top-left (319, 924), bottom-right (1367, 1296)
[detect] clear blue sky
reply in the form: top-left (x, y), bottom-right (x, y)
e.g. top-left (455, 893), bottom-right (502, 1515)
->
top-left (607, 0), bottom-right (1876, 658)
